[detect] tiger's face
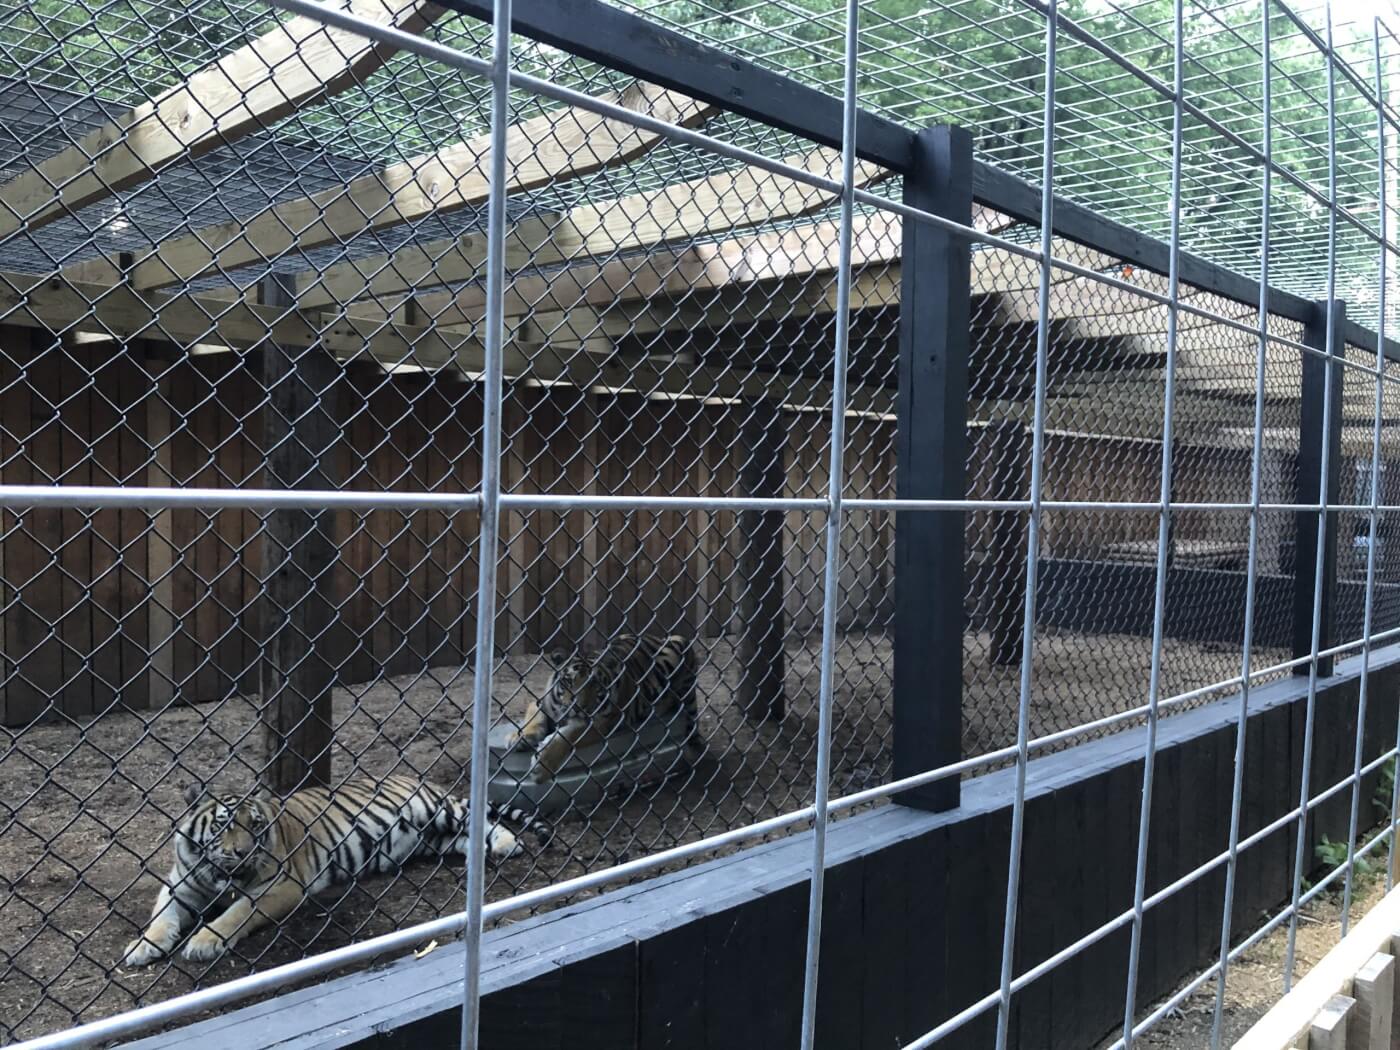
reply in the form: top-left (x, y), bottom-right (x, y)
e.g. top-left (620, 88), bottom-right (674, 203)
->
top-left (544, 651), bottom-right (613, 720)
top-left (178, 787), bottom-right (278, 882)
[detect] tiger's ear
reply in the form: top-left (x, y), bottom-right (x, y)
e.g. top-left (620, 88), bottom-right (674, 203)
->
top-left (182, 782), bottom-right (205, 807)
top-left (544, 648), bottom-right (569, 669)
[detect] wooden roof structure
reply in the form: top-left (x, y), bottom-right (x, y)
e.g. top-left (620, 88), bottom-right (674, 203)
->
top-left (0, 0), bottom-right (1394, 457)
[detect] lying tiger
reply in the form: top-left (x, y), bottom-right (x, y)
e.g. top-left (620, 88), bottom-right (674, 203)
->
top-left (123, 774), bottom-right (547, 967)
top-left (510, 632), bottom-right (700, 778)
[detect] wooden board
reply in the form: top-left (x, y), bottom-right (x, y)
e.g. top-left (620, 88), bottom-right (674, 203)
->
top-left (1236, 885), bottom-right (1400, 1049)
top-left (0, 0), bottom-right (446, 238)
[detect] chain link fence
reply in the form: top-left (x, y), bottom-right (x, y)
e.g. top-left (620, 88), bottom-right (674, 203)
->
top-left (0, 0), bottom-right (1399, 1047)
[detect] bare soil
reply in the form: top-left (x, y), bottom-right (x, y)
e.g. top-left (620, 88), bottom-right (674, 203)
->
top-left (1096, 869), bottom-right (1391, 1048)
top-left (0, 629), bottom-right (1275, 1044)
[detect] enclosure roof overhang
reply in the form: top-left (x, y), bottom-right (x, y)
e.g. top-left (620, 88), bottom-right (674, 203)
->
top-left (0, 0), bottom-right (1398, 449)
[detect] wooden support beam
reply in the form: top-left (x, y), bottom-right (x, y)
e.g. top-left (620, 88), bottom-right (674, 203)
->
top-left (0, 269), bottom-right (893, 414)
top-left (69, 84), bottom-right (712, 292)
top-left (734, 397), bottom-right (787, 723)
top-left (141, 347), bottom-right (177, 711)
top-left (293, 147), bottom-right (890, 310)
top-left (258, 273), bottom-right (339, 794)
top-left (892, 125), bottom-right (970, 814)
top-left (0, 0), bottom-right (447, 238)
top-left (1295, 299), bottom-right (1345, 678)
top-left (987, 419), bottom-right (1030, 667)
top-left (400, 216), bottom-right (1105, 332)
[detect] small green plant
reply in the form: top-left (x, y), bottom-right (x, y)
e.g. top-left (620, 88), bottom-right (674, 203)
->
top-left (1374, 757), bottom-right (1396, 818)
top-left (1315, 835), bottom-right (1375, 881)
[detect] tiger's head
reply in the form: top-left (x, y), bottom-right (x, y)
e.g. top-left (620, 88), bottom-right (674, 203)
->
top-left (543, 648), bottom-right (615, 719)
top-left (176, 785), bottom-right (280, 883)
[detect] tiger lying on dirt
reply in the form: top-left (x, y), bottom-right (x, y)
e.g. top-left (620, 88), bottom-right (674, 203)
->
top-left (123, 774), bottom-right (547, 966)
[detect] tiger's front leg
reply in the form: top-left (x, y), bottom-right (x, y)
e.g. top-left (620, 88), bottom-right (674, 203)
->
top-left (532, 719), bottom-right (606, 779)
top-left (507, 700), bottom-right (552, 750)
top-left (181, 879), bottom-right (305, 963)
top-left (122, 872), bottom-right (209, 967)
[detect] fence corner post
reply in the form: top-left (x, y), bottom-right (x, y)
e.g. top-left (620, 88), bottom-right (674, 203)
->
top-left (258, 272), bottom-right (340, 794)
top-left (892, 124), bottom-right (972, 812)
top-left (1294, 297), bottom-right (1346, 678)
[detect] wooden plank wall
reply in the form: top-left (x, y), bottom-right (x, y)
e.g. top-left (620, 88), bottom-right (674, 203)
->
top-left (0, 337), bottom-right (900, 723)
top-left (0, 330), bottom-right (1265, 724)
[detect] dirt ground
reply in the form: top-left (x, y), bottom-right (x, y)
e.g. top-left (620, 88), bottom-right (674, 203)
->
top-left (1096, 868), bottom-right (1391, 1048)
top-left (0, 628), bottom-right (1279, 1043)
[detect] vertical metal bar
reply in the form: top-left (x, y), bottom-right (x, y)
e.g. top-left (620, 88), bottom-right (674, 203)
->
top-left (1379, 22), bottom-right (1400, 895)
top-left (1120, 0), bottom-right (1185, 1040)
top-left (1210, 1), bottom-right (1276, 1039)
top-left (1346, 14), bottom-right (1390, 922)
top-left (795, 0), bottom-right (860, 1041)
top-left (459, 0), bottom-right (511, 1045)
top-left (994, 3), bottom-right (1056, 1046)
top-left (1284, 0), bottom-right (1343, 993)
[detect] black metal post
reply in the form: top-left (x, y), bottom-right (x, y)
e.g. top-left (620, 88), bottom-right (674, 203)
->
top-left (1294, 298), bottom-right (1346, 678)
top-left (893, 125), bottom-right (972, 812)
top-left (736, 397), bottom-right (788, 723)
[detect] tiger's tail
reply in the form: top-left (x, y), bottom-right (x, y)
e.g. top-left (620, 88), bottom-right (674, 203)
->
top-left (495, 801), bottom-right (553, 846)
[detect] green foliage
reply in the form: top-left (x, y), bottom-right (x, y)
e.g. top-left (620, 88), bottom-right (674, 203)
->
top-left (0, 0), bottom-right (267, 102)
top-left (1316, 834), bottom-right (1372, 876)
top-left (1374, 757), bottom-right (1396, 818)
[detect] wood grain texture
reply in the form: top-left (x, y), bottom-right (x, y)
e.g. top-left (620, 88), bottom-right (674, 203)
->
top-left (0, 0), bottom-right (447, 239)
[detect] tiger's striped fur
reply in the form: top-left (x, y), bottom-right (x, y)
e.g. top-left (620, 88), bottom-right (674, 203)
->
top-left (122, 775), bottom-right (547, 966)
top-left (510, 633), bottom-right (700, 778)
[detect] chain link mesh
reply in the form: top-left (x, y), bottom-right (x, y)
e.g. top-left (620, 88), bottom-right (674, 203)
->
top-left (0, 0), bottom-right (1396, 1044)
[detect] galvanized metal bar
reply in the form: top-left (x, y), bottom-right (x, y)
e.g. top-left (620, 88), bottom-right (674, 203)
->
top-left (1010, 0), bottom-right (1398, 257)
top-left (1120, 0), bottom-right (1185, 1038)
top-left (15, 485), bottom-right (1400, 517)
top-left (795, 0), bottom-right (861, 1038)
top-left (16, 681), bottom-right (1400, 1050)
top-left (1116, 812), bottom-right (1399, 1050)
top-left (1211, 0), bottom-right (1276, 1037)
top-left (994, 2), bottom-right (1057, 1045)
top-left (906, 746), bottom-right (1400, 1050)
top-left (1341, 10), bottom-right (1391, 930)
top-left (458, 0), bottom-right (513, 1043)
top-left (1380, 20), bottom-right (1400, 896)
top-left (1283, 0), bottom-right (1344, 993)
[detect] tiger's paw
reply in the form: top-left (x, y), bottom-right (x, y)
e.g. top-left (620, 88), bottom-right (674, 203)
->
top-left (486, 825), bottom-right (519, 860)
top-left (181, 928), bottom-right (229, 963)
top-left (122, 936), bottom-right (166, 968)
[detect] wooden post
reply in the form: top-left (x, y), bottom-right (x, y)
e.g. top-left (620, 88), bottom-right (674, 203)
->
top-left (735, 396), bottom-right (787, 722)
top-left (142, 342), bottom-right (177, 711)
top-left (892, 124), bottom-right (972, 813)
top-left (258, 273), bottom-right (340, 794)
top-left (1349, 952), bottom-right (1393, 1050)
top-left (1311, 994), bottom-right (1355, 1050)
top-left (1295, 299), bottom-right (1345, 678)
top-left (988, 418), bottom-right (1030, 667)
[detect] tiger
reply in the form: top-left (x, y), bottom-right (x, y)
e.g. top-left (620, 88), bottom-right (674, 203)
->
top-left (509, 632), bottom-right (700, 779)
top-left (122, 774), bottom-right (548, 967)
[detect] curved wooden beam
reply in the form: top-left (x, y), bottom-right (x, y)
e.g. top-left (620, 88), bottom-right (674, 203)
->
top-left (65, 83), bottom-right (712, 291)
top-left (0, 0), bottom-right (447, 239)
top-left (293, 146), bottom-right (890, 309)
